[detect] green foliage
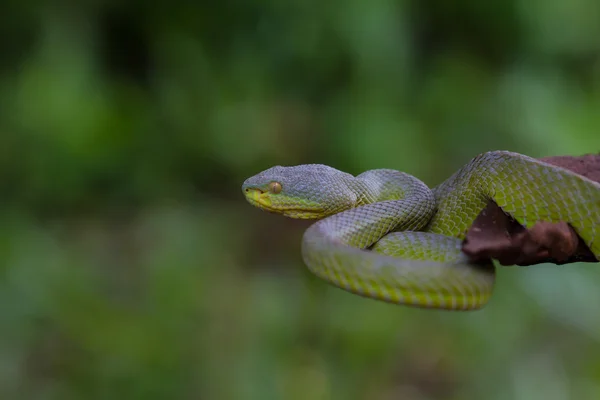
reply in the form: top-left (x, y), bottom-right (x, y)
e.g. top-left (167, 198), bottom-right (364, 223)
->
top-left (1, 1), bottom-right (600, 399)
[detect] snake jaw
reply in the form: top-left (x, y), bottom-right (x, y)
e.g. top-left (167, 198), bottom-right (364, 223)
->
top-left (243, 188), bottom-right (326, 219)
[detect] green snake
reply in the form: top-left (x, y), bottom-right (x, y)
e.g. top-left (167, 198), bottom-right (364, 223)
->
top-left (242, 151), bottom-right (600, 310)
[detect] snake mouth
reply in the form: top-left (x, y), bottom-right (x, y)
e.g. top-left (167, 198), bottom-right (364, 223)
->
top-left (243, 188), bottom-right (270, 208)
top-left (243, 188), bottom-right (325, 219)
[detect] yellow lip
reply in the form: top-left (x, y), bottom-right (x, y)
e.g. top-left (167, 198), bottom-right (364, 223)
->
top-left (244, 189), bottom-right (324, 219)
top-left (244, 188), bottom-right (273, 209)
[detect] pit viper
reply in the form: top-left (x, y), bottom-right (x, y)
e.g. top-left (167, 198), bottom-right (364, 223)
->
top-left (242, 151), bottom-right (600, 310)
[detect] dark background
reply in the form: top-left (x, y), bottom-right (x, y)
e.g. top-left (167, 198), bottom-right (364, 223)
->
top-left (1, 1), bottom-right (600, 399)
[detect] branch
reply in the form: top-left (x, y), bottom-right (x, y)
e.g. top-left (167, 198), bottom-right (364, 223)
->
top-left (462, 154), bottom-right (600, 266)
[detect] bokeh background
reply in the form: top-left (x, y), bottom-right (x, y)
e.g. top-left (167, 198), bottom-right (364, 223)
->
top-left (1, 1), bottom-right (600, 399)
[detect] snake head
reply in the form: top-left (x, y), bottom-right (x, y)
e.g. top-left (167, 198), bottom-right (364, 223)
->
top-left (242, 164), bottom-right (358, 219)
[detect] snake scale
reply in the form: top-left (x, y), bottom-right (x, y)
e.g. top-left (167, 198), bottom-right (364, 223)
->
top-left (242, 151), bottom-right (600, 310)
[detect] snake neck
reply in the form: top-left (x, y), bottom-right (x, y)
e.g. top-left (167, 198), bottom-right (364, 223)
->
top-left (352, 169), bottom-right (433, 205)
top-left (306, 170), bottom-right (437, 249)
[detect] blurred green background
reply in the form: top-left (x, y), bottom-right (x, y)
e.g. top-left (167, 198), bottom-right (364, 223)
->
top-left (1, 1), bottom-right (600, 399)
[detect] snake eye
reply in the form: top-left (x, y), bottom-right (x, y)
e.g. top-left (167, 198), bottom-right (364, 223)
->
top-left (268, 181), bottom-right (282, 194)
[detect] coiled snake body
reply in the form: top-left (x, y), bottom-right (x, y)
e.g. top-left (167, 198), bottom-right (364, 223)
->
top-left (242, 151), bottom-right (600, 310)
